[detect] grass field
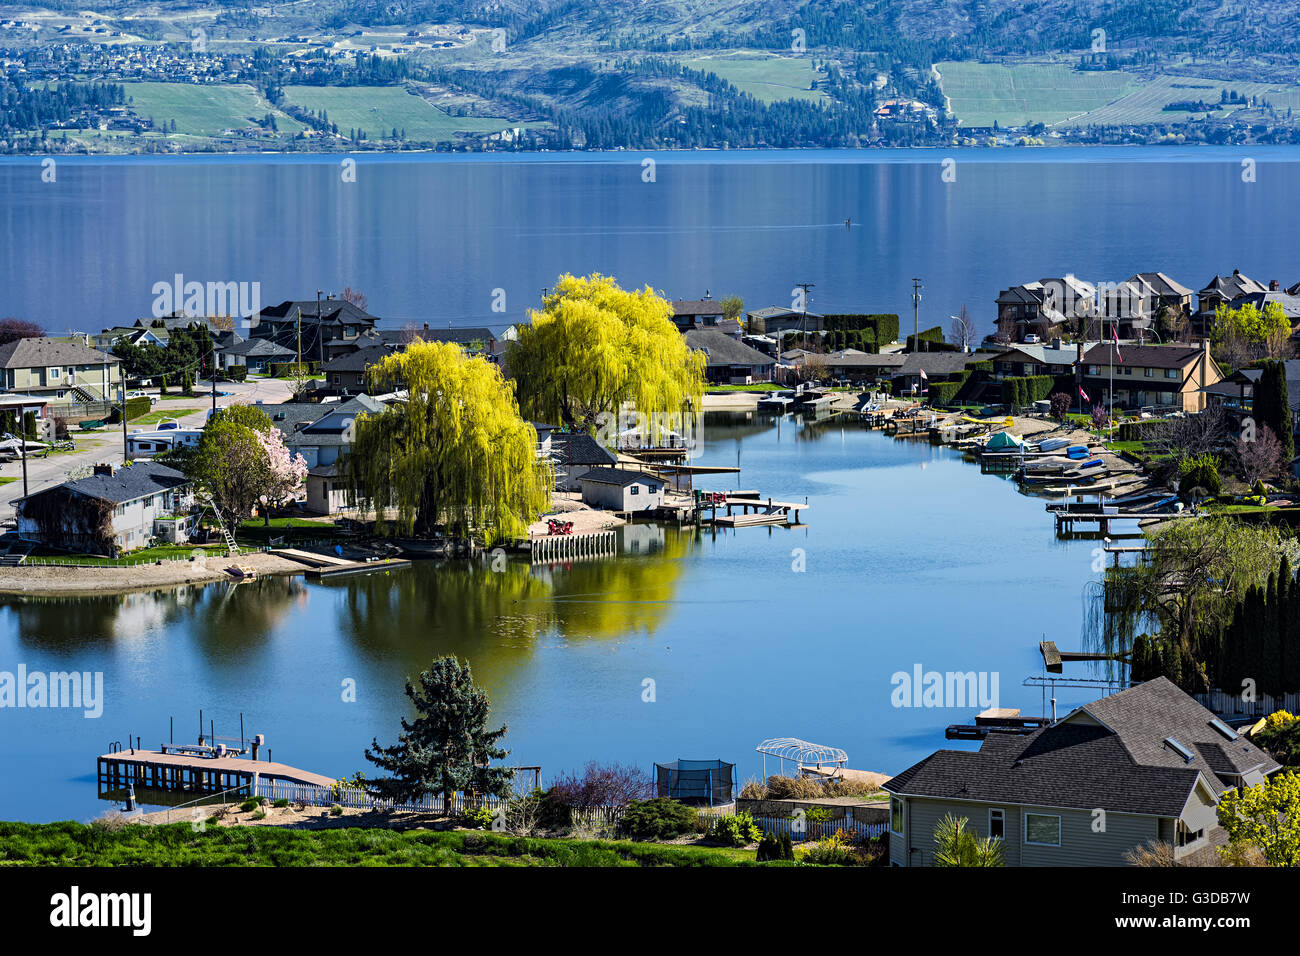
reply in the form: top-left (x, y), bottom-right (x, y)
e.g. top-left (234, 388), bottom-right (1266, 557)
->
top-left (1060, 74), bottom-right (1286, 127)
top-left (281, 85), bottom-right (523, 141)
top-left (938, 62), bottom-right (1138, 128)
top-left (680, 52), bottom-right (827, 104)
top-left (122, 82), bottom-right (303, 137)
top-left (0, 821), bottom-right (763, 867)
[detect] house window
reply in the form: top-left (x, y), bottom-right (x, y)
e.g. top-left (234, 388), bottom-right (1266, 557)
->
top-left (988, 808), bottom-right (1005, 840)
top-left (1025, 813), bottom-right (1061, 846)
top-left (890, 797), bottom-right (905, 835)
top-left (1144, 367), bottom-right (1153, 377)
top-left (1088, 365), bottom-right (1098, 375)
top-left (49, 367), bottom-right (61, 380)
top-left (630, 485), bottom-right (639, 495)
top-left (1176, 822), bottom-right (1204, 847)
top-left (1166, 369), bottom-right (1179, 379)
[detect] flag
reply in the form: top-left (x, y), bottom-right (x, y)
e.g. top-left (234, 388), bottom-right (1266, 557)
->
top-left (920, 368), bottom-right (929, 380)
top-left (1079, 386), bottom-right (1090, 403)
top-left (1112, 326), bottom-right (1123, 364)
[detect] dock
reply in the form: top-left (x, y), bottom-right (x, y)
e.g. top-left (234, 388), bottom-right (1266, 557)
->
top-left (272, 547), bottom-right (412, 579)
top-left (704, 495), bottom-right (808, 527)
top-left (97, 746), bottom-right (334, 801)
top-left (530, 529), bottom-right (617, 562)
top-left (945, 708), bottom-right (1051, 740)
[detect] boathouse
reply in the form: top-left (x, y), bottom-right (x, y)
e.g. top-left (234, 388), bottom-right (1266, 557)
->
top-left (579, 468), bottom-right (667, 512)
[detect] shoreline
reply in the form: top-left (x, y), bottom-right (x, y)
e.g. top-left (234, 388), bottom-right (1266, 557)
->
top-left (0, 551), bottom-right (307, 598)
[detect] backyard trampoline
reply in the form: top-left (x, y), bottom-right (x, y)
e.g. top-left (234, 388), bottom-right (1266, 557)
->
top-left (654, 758), bottom-right (735, 806)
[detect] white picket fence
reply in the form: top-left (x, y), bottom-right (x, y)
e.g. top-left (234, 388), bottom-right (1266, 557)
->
top-left (1196, 688), bottom-right (1300, 720)
top-left (698, 808), bottom-right (888, 843)
top-left (252, 778), bottom-right (522, 813)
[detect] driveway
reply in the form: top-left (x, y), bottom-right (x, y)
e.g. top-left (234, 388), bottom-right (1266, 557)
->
top-left (0, 376), bottom-right (297, 518)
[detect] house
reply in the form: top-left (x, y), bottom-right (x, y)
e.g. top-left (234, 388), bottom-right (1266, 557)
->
top-left (671, 295), bottom-right (742, 337)
top-left (320, 345), bottom-right (397, 394)
top-left (1194, 270), bottom-right (1269, 335)
top-left (989, 341), bottom-right (1095, 379)
top-left (791, 350), bottom-right (904, 384)
top-left (551, 432), bottom-right (619, 491)
top-left (267, 394), bottom-right (386, 470)
top-left (684, 329), bottom-right (776, 384)
top-left (884, 677), bottom-right (1280, 867)
top-left (247, 297), bottom-right (381, 362)
top-left (1080, 341), bottom-right (1221, 413)
top-left (1095, 273), bottom-right (1192, 339)
top-left (0, 337), bottom-right (122, 405)
top-left (530, 422), bottom-right (555, 460)
top-left (219, 338), bottom-right (297, 374)
top-left (579, 468), bottom-right (667, 512)
top-left (92, 325), bottom-right (170, 350)
top-left (14, 460), bottom-right (196, 555)
top-left (1201, 367), bottom-right (1261, 423)
top-left (746, 305), bottom-right (825, 335)
top-left (995, 276), bottom-right (1095, 341)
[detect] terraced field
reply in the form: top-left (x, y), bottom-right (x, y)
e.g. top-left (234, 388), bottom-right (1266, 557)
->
top-left (680, 52), bottom-right (827, 104)
top-left (281, 85), bottom-right (524, 141)
top-left (938, 62), bottom-right (1137, 128)
top-left (1060, 74), bottom-right (1288, 127)
top-left (122, 82), bottom-right (303, 136)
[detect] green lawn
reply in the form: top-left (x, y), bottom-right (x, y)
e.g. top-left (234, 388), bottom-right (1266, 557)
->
top-left (938, 61), bottom-right (1138, 128)
top-left (280, 85), bottom-right (525, 142)
top-left (121, 82), bottom-right (304, 137)
top-left (0, 821), bottom-right (762, 867)
top-left (680, 52), bottom-right (827, 104)
top-left (130, 408), bottom-right (205, 427)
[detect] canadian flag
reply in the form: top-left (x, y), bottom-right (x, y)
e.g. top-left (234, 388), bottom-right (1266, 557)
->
top-left (1079, 386), bottom-right (1090, 403)
top-left (1112, 326), bottom-right (1123, 364)
top-left (920, 368), bottom-right (928, 380)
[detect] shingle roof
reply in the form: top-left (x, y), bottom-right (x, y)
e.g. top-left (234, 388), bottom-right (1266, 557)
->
top-left (221, 338), bottom-right (296, 358)
top-left (578, 467), bottom-right (666, 487)
top-left (672, 299), bottom-right (725, 316)
top-left (414, 328), bottom-right (496, 346)
top-left (895, 352), bottom-right (993, 377)
top-left (885, 678), bottom-right (1278, 816)
top-left (684, 329), bottom-right (776, 367)
top-left (552, 433), bottom-right (618, 467)
top-left (0, 337), bottom-right (119, 369)
top-left (321, 345), bottom-right (395, 373)
top-left (1081, 343), bottom-right (1204, 370)
top-left (21, 460), bottom-right (187, 506)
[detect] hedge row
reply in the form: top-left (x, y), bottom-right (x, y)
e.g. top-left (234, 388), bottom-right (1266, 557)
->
top-left (927, 378), bottom-right (964, 405)
top-left (268, 361), bottom-right (321, 377)
top-left (906, 326), bottom-right (958, 352)
top-left (1000, 375), bottom-right (1062, 406)
top-left (822, 313), bottom-right (900, 345)
top-left (108, 396), bottom-right (152, 424)
top-left (1117, 418), bottom-right (1170, 442)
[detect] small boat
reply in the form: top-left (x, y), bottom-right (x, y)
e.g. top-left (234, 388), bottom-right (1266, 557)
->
top-left (225, 565), bottom-right (257, 579)
top-left (1037, 437), bottom-right (1070, 452)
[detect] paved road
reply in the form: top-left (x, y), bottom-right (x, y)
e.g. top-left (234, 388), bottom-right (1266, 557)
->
top-left (0, 377), bottom-right (296, 518)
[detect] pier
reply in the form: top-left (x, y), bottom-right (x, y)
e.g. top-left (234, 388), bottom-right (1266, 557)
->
top-left (704, 495), bottom-right (808, 527)
top-left (272, 547), bottom-right (411, 579)
top-left (530, 529), bottom-right (617, 562)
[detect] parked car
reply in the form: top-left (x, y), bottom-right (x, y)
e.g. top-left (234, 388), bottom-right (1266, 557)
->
top-left (125, 390), bottom-right (157, 406)
top-left (1023, 333), bottom-right (1040, 343)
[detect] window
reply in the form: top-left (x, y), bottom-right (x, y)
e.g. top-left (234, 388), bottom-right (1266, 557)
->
top-left (1025, 813), bottom-right (1060, 846)
top-left (1208, 717), bottom-right (1238, 741)
top-left (1176, 822), bottom-right (1204, 847)
top-left (988, 808), bottom-right (1005, 840)
top-left (1166, 368), bottom-right (1179, 379)
top-left (1144, 367), bottom-right (1153, 377)
top-left (630, 485), bottom-right (639, 495)
top-left (1163, 736), bottom-right (1195, 763)
top-left (890, 797), bottom-right (905, 835)
top-left (49, 367), bottom-right (61, 380)
top-left (1088, 365), bottom-right (1098, 375)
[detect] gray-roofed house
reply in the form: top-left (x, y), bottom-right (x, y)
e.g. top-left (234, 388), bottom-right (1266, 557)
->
top-left (0, 337), bottom-right (122, 405)
top-left (892, 351), bottom-right (994, 395)
top-left (220, 338), bottom-right (297, 374)
top-left (266, 395), bottom-right (386, 470)
top-left (14, 460), bottom-right (196, 555)
top-left (579, 468), bottom-right (667, 512)
top-left (551, 432), bottom-right (619, 491)
top-left (320, 345), bottom-right (398, 394)
top-left (745, 305), bottom-right (825, 335)
top-left (884, 677), bottom-right (1280, 867)
top-left (1195, 270), bottom-right (1269, 335)
top-left (246, 297), bottom-right (381, 363)
top-left (684, 328), bottom-right (776, 384)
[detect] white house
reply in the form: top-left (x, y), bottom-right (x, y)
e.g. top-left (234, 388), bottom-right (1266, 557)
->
top-left (579, 468), bottom-right (667, 512)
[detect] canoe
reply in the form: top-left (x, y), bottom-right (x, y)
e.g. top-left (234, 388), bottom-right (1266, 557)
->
top-left (78, 420), bottom-right (105, 430)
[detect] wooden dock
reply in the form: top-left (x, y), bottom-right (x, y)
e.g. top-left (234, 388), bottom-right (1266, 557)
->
top-left (97, 747), bottom-right (335, 800)
top-left (707, 495), bottom-right (808, 527)
top-left (272, 547), bottom-right (411, 579)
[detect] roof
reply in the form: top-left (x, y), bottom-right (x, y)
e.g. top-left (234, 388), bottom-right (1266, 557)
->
top-left (1228, 290), bottom-right (1300, 319)
top-left (321, 345), bottom-right (396, 373)
top-left (413, 327), bottom-right (496, 346)
top-left (684, 329), bottom-right (776, 367)
top-left (809, 350), bottom-right (904, 368)
top-left (252, 299), bottom-right (379, 327)
top-left (1199, 271), bottom-right (1268, 301)
top-left (993, 342), bottom-right (1096, 366)
top-left (671, 298), bottom-right (725, 316)
top-left (746, 305), bottom-right (824, 320)
top-left (1130, 272), bottom-right (1193, 299)
top-left (885, 678), bottom-right (1279, 817)
top-left (0, 337), bottom-right (119, 369)
top-left (552, 432), bottom-right (618, 467)
top-left (894, 352), bottom-right (993, 377)
top-left (221, 338), bottom-right (295, 358)
top-left (578, 467), bottom-right (666, 487)
top-left (1081, 343), bottom-right (1205, 370)
top-left (19, 460), bottom-right (187, 507)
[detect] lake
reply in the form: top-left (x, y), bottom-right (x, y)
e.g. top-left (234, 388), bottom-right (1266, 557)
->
top-left (0, 146), bottom-right (1284, 821)
top-left (0, 410), bottom-right (1107, 822)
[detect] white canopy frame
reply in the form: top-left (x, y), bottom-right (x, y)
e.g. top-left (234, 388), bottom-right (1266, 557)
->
top-left (755, 737), bottom-right (849, 779)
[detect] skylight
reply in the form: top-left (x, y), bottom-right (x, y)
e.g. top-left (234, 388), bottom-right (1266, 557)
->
top-left (1208, 717), bottom-right (1238, 741)
top-left (1164, 737), bottom-right (1195, 763)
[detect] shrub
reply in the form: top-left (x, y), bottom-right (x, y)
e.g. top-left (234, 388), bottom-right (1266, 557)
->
top-left (272, 798), bottom-right (290, 808)
top-left (797, 829), bottom-right (873, 866)
top-left (1254, 711), bottom-right (1300, 766)
top-left (250, 809), bottom-right (266, 820)
top-left (461, 804), bottom-right (496, 830)
top-left (1178, 453), bottom-right (1222, 500)
top-left (620, 798), bottom-right (700, 841)
top-left (710, 812), bottom-right (762, 847)
top-left (228, 365), bottom-right (248, 382)
top-left (760, 774), bottom-right (882, 800)
top-left (329, 804), bottom-right (343, 816)
top-left (756, 831), bottom-right (795, 862)
top-left (1049, 392), bottom-right (1072, 420)
top-left (239, 798), bottom-right (261, 812)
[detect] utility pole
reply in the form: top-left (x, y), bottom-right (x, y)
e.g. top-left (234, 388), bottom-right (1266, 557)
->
top-left (120, 382), bottom-right (128, 461)
top-left (795, 281), bottom-right (814, 338)
top-left (210, 327), bottom-right (218, 416)
top-left (315, 289), bottom-right (325, 367)
top-left (911, 278), bottom-right (923, 351)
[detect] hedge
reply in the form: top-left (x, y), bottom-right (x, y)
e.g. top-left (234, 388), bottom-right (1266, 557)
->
top-left (1000, 375), bottom-right (1059, 407)
top-left (108, 396), bottom-right (152, 424)
top-left (268, 361), bottom-right (320, 377)
top-left (906, 326), bottom-right (958, 352)
top-left (927, 379), bottom-right (964, 405)
top-left (822, 313), bottom-right (899, 348)
top-left (1117, 418), bottom-right (1170, 442)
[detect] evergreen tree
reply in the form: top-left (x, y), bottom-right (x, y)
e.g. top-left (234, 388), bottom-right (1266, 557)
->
top-left (365, 656), bottom-right (513, 810)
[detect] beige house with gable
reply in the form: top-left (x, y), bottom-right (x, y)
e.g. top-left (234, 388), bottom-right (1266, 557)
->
top-left (0, 337), bottom-right (122, 405)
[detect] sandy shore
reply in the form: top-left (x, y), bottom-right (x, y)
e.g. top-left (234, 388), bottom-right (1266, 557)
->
top-left (0, 551), bottom-right (308, 596)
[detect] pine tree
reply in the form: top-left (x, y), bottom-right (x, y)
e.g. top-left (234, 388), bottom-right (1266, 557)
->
top-left (365, 656), bottom-right (513, 810)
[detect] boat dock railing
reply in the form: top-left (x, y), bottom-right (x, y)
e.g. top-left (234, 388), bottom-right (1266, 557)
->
top-left (530, 529), bottom-right (617, 562)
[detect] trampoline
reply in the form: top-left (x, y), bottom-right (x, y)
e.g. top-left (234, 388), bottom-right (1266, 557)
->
top-left (654, 758), bottom-right (735, 806)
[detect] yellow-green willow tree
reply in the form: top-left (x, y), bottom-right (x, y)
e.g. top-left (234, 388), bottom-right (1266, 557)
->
top-left (510, 273), bottom-right (706, 432)
top-left (342, 341), bottom-right (551, 543)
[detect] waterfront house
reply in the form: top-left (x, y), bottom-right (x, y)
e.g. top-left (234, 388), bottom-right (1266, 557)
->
top-left (684, 329), bottom-right (775, 384)
top-left (797, 349), bottom-right (904, 385)
top-left (579, 468), bottom-right (667, 512)
top-left (884, 677), bottom-right (1280, 867)
top-left (746, 305), bottom-right (825, 335)
top-left (247, 297), bottom-right (380, 363)
top-left (1194, 270), bottom-right (1269, 335)
top-left (1079, 341), bottom-right (1221, 413)
top-left (995, 276), bottom-right (1095, 341)
top-left (219, 338), bottom-right (297, 375)
top-left (892, 352), bottom-right (992, 395)
top-left (0, 337), bottom-right (121, 406)
top-left (1201, 367), bottom-right (1261, 424)
top-left (989, 341), bottom-right (1093, 380)
top-left (14, 460), bottom-right (195, 555)
top-left (551, 432), bottom-right (619, 491)
top-left (671, 295), bottom-right (743, 337)
top-left (320, 345), bottom-right (397, 394)
top-left (268, 394), bottom-right (385, 471)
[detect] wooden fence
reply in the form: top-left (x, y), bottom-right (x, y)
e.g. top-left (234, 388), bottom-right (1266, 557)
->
top-left (698, 808), bottom-right (888, 843)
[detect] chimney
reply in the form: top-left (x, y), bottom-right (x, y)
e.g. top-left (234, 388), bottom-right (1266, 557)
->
top-left (1051, 337), bottom-right (1062, 349)
top-left (93, 463), bottom-right (115, 477)
top-left (1271, 279), bottom-right (1280, 291)
top-left (1076, 341), bottom-right (1085, 363)
top-left (423, 322), bottom-right (429, 331)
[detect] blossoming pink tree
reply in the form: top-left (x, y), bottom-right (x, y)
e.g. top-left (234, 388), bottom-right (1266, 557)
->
top-left (255, 427), bottom-right (308, 524)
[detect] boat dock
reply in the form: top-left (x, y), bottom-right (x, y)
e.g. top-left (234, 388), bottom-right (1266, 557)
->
top-left (945, 708), bottom-right (1051, 740)
top-left (272, 547), bottom-right (412, 579)
top-left (97, 743), bottom-right (334, 801)
top-left (705, 495), bottom-right (808, 527)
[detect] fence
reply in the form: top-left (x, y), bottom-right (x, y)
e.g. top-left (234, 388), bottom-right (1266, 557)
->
top-left (698, 808), bottom-right (888, 843)
top-left (1196, 688), bottom-right (1300, 721)
top-left (253, 767), bottom-right (542, 813)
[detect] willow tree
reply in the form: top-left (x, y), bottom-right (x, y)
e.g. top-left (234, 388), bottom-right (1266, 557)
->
top-left (342, 340), bottom-right (550, 543)
top-left (510, 273), bottom-right (706, 434)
